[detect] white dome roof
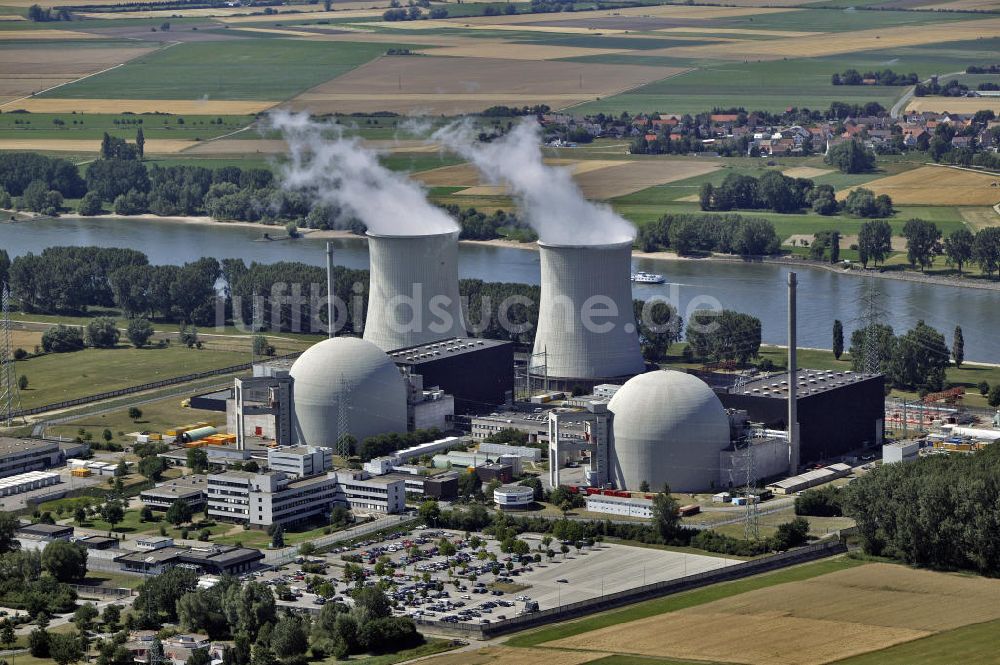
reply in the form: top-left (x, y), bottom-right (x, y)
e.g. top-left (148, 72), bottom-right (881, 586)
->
top-left (609, 370), bottom-right (730, 492)
top-left (290, 337), bottom-right (407, 447)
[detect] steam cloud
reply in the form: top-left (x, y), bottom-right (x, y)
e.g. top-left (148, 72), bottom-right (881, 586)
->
top-left (269, 110), bottom-right (458, 236)
top-left (433, 119), bottom-right (635, 245)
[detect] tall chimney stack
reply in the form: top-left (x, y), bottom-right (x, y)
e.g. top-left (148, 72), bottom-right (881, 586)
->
top-left (326, 242), bottom-right (335, 339)
top-left (787, 272), bottom-right (800, 475)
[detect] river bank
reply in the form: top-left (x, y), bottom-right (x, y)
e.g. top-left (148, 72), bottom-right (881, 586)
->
top-left (9, 212), bottom-right (1000, 292)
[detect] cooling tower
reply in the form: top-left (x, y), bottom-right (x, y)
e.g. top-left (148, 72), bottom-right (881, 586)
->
top-left (531, 240), bottom-right (645, 381)
top-left (363, 231), bottom-right (467, 352)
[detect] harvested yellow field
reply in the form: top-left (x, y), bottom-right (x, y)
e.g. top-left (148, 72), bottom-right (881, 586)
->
top-left (9, 329), bottom-right (43, 351)
top-left (0, 45), bottom-right (154, 107)
top-left (840, 166), bottom-right (1000, 206)
top-left (906, 96), bottom-right (1000, 115)
top-left (420, 646), bottom-right (605, 665)
top-left (0, 138), bottom-right (194, 153)
top-left (428, 159), bottom-right (720, 200)
top-left (220, 7), bottom-right (387, 22)
top-left (289, 56), bottom-right (676, 113)
top-left (961, 207), bottom-right (1000, 230)
top-left (81, 0), bottom-right (407, 19)
top-left (0, 29), bottom-right (97, 40)
top-left (186, 138), bottom-right (442, 156)
top-left (7, 98), bottom-right (277, 114)
top-left (0, 14), bottom-right (26, 20)
top-left (450, 4), bottom-right (795, 25)
top-left (652, 17), bottom-right (1000, 59)
top-left (783, 166), bottom-right (833, 178)
top-left (226, 26), bottom-right (336, 38)
top-left (367, 20), bottom-right (630, 35)
top-left (547, 563), bottom-right (1000, 665)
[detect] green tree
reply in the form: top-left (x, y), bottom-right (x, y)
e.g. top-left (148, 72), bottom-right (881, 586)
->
top-left (136, 127), bottom-right (145, 160)
top-left (41, 325), bottom-right (85, 353)
top-left (49, 631), bottom-right (83, 665)
top-left (0, 619), bottom-right (15, 655)
top-left (901, 218), bottom-right (941, 271)
top-left (887, 320), bottom-right (950, 392)
top-left (28, 628), bottom-right (50, 658)
top-left (418, 499), bottom-right (440, 527)
top-left (77, 191), bottom-right (102, 216)
top-left (686, 310), bottom-right (762, 364)
top-left (0, 512), bottom-right (18, 554)
top-left (271, 614), bottom-right (309, 661)
top-left (73, 603), bottom-right (98, 631)
top-left (100, 501), bottom-right (124, 532)
top-left (352, 586), bottom-right (391, 625)
top-left (824, 140), bottom-right (876, 173)
top-left (166, 499), bottom-right (193, 526)
top-left (126, 318), bottom-right (154, 348)
top-left (102, 603), bottom-right (122, 629)
top-left (849, 323), bottom-right (895, 375)
top-left (41, 540), bottom-right (88, 582)
top-left (988, 384), bottom-right (1000, 407)
top-left (73, 506), bottom-right (86, 525)
top-left (84, 317), bottom-right (120, 348)
top-left (857, 219), bottom-right (893, 268)
top-left (952, 325), bottom-right (964, 369)
top-left (639, 480), bottom-right (650, 492)
top-left (972, 227), bottom-right (1000, 278)
top-left (187, 447), bottom-right (208, 473)
top-left (18, 374), bottom-right (27, 390)
top-left (832, 319), bottom-right (844, 360)
top-left (138, 455), bottom-right (165, 480)
top-left (128, 406), bottom-right (142, 421)
top-left (651, 484), bottom-right (681, 542)
top-left (187, 649), bottom-right (210, 665)
top-left (698, 182), bottom-right (713, 211)
top-left (943, 228), bottom-right (974, 274)
top-left (270, 525), bottom-right (284, 549)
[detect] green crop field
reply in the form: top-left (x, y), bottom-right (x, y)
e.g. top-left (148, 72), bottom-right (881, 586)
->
top-left (41, 39), bottom-right (418, 101)
top-left (830, 619), bottom-right (1000, 665)
top-left (0, 112), bottom-right (254, 141)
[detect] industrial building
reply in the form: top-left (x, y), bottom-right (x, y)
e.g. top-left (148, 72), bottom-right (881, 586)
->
top-left (16, 522), bottom-right (73, 542)
top-left (493, 484), bottom-right (534, 510)
top-left (388, 338), bottom-right (514, 414)
top-left (585, 494), bottom-right (654, 519)
top-left (0, 471), bottom-right (59, 497)
top-left (471, 411), bottom-right (553, 444)
top-left (363, 230), bottom-right (467, 352)
top-left (766, 463), bottom-right (852, 495)
top-left (883, 441), bottom-right (920, 464)
top-left (267, 445), bottom-right (332, 477)
top-left (139, 476), bottom-right (209, 511)
top-left (478, 442), bottom-right (542, 462)
top-left (0, 439), bottom-right (63, 479)
top-left (530, 240), bottom-right (646, 388)
top-left (115, 544), bottom-right (263, 576)
top-left (714, 369), bottom-right (885, 463)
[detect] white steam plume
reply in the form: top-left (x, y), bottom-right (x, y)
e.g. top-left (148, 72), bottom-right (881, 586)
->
top-left (269, 110), bottom-right (458, 236)
top-left (432, 118), bottom-right (635, 245)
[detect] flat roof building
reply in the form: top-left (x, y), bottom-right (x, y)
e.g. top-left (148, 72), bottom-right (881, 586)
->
top-left (17, 522), bottom-right (74, 541)
top-left (713, 369), bottom-right (885, 464)
top-left (585, 494), bottom-right (654, 519)
top-left (493, 484), bottom-right (533, 511)
top-left (115, 544), bottom-right (263, 576)
top-left (140, 476), bottom-right (209, 511)
top-left (267, 446), bottom-right (332, 478)
top-left (389, 338), bottom-right (514, 414)
top-left (0, 439), bottom-right (62, 479)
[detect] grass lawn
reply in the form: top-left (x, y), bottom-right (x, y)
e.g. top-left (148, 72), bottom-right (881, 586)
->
top-left (830, 618), bottom-right (1000, 665)
top-left (13, 343), bottom-right (253, 410)
top-left (78, 571), bottom-right (146, 590)
top-left (213, 519), bottom-right (345, 549)
top-left (46, 393), bottom-right (226, 445)
top-left (41, 39), bottom-right (420, 101)
top-left (0, 113), bottom-right (254, 141)
top-left (81, 508), bottom-right (229, 539)
top-left (506, 556), bottom-right (861, 648)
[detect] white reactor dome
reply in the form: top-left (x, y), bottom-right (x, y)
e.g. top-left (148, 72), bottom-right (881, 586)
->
top-left (289, 337), bottom-right (407, 447)
top-left (608, 370), bottom-right (730, 492)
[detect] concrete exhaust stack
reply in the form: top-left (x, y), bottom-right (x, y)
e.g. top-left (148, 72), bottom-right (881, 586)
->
top-left (788, 272), bottom-right (800, 475)
top-left (326, 241), bottom-right (335, 339)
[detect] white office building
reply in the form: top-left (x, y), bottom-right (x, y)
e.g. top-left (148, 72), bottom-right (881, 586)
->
top-left (267, 446), bottom-right (332, 478)
top-left (0, 439), bottom-right (62, 479)
top-left (334, 470), bottom-right (405, 514)
top-left (585, 494), bottom-right (654, 519)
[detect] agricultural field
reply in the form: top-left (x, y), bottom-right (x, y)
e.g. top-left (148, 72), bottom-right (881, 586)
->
top-left (840, 165), bottom-right (1000, 206)
top-left (471, 561), bottom-right (1000, 665)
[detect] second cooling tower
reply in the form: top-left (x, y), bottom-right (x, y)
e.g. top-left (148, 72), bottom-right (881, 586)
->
top-left (531, 240), bottom-right (645, 382)
top-left (363, 230), bottom-right (467, 351)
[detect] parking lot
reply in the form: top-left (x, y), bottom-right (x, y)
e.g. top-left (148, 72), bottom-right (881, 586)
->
top-left (253, 525), bottom-right (738, 627)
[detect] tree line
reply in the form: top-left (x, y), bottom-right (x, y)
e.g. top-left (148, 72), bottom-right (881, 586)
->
top-left (845, 443), bottom-right (1000, 576)
top-left (636, 212), bottom-right (781, 256)
top-left (831, 68), bottom-right (918, 86)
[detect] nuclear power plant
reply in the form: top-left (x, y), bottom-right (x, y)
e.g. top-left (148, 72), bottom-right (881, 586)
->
top-left (530, 240), bottom-right (646, 388)
top-left (363, 230), bottom-right (467, 352)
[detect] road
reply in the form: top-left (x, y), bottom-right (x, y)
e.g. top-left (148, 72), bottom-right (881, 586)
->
top-left (890, 70), bottom-right (966, 119)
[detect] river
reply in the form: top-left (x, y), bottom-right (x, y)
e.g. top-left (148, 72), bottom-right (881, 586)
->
top-left (4, 217), bottom-right (999, 362)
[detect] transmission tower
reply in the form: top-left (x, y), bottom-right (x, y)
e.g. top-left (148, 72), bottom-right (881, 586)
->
top-left (741, 434), bottom-right (759, 540)
top-left (1, 284), bottom-right (25, 428)
top-left (854, 277), bottom-right (887, 376)
top-left (335, 374), bottom-right (353, 458)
